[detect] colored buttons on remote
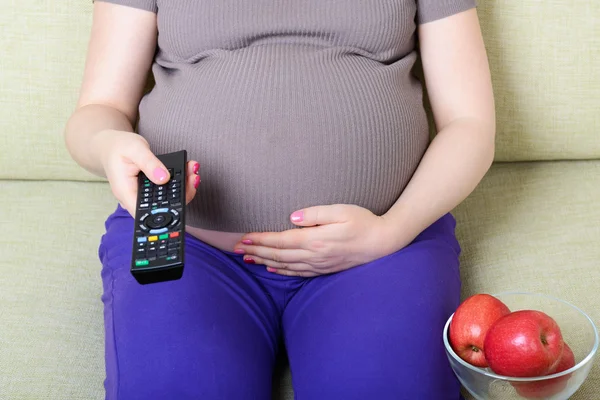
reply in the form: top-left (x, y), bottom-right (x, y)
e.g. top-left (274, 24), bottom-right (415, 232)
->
top-left (134, 230), bottom-right (182, 265)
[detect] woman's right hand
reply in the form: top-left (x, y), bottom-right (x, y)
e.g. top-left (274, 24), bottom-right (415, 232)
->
top-left (95, 130), bottom-right (201, 217)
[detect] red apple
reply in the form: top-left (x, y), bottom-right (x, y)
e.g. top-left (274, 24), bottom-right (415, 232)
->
top-left (513, 343), bottom-right (576, 399)
top-left (449, 294), bottom-right (511, 367)
top-left (484, 310), bottom-right (564, 377)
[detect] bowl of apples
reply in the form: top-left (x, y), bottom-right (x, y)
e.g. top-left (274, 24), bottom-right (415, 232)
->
top-left (443, 292), bottom-right (598, 399)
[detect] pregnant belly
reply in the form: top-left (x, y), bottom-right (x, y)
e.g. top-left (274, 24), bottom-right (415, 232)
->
top-left (139, 45), bottom-right (430, 233)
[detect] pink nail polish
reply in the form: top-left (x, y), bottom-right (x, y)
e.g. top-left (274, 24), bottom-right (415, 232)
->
top-left (242, 239), bottom-right (253, 245)
top-left (233, 248), bottom-right (245, 254)
top-left (153, 167), bottom-right (168, 182)
top-left (244, 258), bottom-right (255, 264)
top-left (193, 162), bottom-right (200, 175)
top-left (291, 210), bottom-right (304, 223)
top-left (267, 267), bottom-right (277, 273)
top-left (194, 175), bottom-right (200, 189)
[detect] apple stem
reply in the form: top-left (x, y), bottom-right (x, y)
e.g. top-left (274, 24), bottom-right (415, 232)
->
top-left (471, 346), bottom-right (480, 353)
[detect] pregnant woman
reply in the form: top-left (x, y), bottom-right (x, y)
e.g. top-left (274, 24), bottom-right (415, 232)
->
top-left (65, 0), bottom-right (495, 399)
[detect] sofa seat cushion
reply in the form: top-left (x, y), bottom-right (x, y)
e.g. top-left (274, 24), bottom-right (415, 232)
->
top-left (1, 181), bottom-right (111, 398)
top-left (454, 160), bottom-right (600, 398)
top-left (2, 160), bottom-right (599, 398)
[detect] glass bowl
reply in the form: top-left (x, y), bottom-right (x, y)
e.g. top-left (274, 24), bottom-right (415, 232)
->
top-left (443, 292), bottom-right (598, 399)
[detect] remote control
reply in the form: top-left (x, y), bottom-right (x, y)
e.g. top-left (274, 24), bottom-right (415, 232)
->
top-left (131, 150), bottom-right (187, 285)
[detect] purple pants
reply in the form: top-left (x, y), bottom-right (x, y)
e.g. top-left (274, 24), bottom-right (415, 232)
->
top-left (98, 205), bottom-right (462, 399)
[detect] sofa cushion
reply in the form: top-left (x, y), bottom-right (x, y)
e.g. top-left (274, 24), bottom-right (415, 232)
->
top-left (0, 180), bottom-right (295, 399)
top-left (0, 0), bottom-right (100, 182)
top-left (2, 160), bottom-right (599, 398)
top-left (477, 1), bottom-right (600, 162)
top-left (454, 160), bottom-right (600, 398)
top-left (1, 0), bottom-right (599, 182)
top-left (1, 181), bottom-right (110, 398)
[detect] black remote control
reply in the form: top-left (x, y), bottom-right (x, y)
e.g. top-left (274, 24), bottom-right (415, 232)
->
top-left (131, 150), bottom-right (187, 285)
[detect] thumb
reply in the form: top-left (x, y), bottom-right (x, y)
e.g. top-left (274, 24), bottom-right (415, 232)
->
top-left (290, 205), bottom-right (347, 227)
top-left (125, 141), bottom-right (170, 185)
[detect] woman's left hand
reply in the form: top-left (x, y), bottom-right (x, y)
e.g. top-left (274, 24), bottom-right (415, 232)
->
top-left (233, 204), bottom-right (401, 277)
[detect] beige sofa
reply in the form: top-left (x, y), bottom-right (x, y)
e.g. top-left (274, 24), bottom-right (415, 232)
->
top-left (1, 0), bottom-right (598, 399)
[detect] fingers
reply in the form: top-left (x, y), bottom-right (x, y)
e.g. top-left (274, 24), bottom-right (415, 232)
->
top-left (123, 138), bottom-right (170, 185)
top-left (270, 269), bottom-right (320, 277)
top-left (241, 255), bottom-right (318, 277)
top-left (105, 166), bottom-right (138, 217)
top-left (290, 204), bottom-right (348, 227)
top-left (234, 246), bottom-right (311, 264)
top-left (241, 229), bottom-right (307, 250)
top-left (185, 160), bottom-right (200, 205)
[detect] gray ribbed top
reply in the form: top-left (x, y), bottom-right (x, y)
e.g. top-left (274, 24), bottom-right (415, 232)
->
top-left (97, 0), bottom-right (476, 232)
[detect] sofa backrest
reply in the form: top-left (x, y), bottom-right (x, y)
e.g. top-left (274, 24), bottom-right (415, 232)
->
top-left (1, 0), bottom-right (598, 181)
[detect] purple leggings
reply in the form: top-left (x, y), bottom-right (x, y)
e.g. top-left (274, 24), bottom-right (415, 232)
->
top-left (98, 205), bottom-right (462, 399)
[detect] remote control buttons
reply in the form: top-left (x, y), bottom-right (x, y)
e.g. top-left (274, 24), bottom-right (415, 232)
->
top-left (134, 229), bottom-right (182, 266)
top-left (139, 168), bottom-right (184, 211)
top-left (133, 152), bottom-right (187, 280)
top-left (146, 213), bottom-right (173, 229)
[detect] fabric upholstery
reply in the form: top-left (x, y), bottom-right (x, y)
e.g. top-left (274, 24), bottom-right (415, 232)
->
top-left (0, 0), bottom-right (99, 182)
top-left (477, 0), bottom-right (600, 161)
top-left (1, 0), bottom-right (599, 183)
top-left (454, 161), bottom-right (600, 399)
top-left (2, 160), bottom-right (599, 398)
top-left (1, 0), bottom-right (599, 399)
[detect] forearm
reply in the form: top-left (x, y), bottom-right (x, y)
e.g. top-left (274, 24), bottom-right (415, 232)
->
top-left (382, 117), bottom-right (495, 250)
top-left (64, 104), bottom-right (135, 177)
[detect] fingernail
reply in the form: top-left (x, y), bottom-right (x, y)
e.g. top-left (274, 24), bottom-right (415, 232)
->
top-left (233, 248), bottom-right (245, 254)
top-left (291, 210), bottom-right (304, 223)
top-left (244, 258), bottom-right (255, 264)
top-left (194, 175), bottom-right (200, 189)
top-left (193, 162), bottom-right (200, 175)
top-left (267, 267), bottom-right (277, 273)
top-left (242, 239), bottom-right (253, 245)
top-left (153, 167), bottom-right (168, 182)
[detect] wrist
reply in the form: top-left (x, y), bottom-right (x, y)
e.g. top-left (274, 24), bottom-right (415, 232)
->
top-left (378, 208), bottom-right (420, 254)
top-left (92, 129), bottom-right (139, 167)
top-left (90, 129), bottom-right (116, 168)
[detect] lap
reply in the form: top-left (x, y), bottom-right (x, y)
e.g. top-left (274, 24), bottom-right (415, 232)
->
top-left (282, 214), bottom-right (462, 400)
top-left (99, 206), bottom-right (280, 400)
